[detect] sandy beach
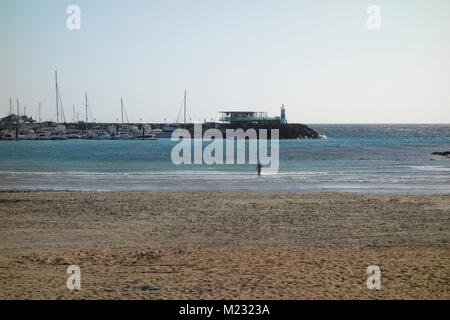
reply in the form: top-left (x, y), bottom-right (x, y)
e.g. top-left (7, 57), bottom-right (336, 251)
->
top-left (0, 191), bottom-right (449, 299)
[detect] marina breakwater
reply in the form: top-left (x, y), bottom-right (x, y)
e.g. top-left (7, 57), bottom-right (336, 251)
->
top-left (183, 122), bottom-right (321, 140)
top-left (72, 122), bottom-right (322, 139)
top-left (0, 120), bottom-right (322, 140)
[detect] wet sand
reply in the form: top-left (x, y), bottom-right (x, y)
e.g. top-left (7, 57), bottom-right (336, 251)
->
top-left (0, 191), bottom-right (449, 299)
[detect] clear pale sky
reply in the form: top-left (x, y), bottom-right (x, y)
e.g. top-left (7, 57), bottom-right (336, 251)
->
top-left (1, 0), bottom-right (449, 123)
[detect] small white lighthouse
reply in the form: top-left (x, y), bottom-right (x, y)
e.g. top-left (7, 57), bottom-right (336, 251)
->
top-left (280, 105), bottom-right (286, 124)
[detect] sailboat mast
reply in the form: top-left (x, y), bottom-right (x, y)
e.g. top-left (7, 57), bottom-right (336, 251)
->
top-left (85, 92), bottom-right (88, 123)
top-left (16, 99), bottom-right (19, 116)
top-left (9, 98), bottom-right (12, 116)
top-left (121, 98), bottom-right (124, 124)
top-left (55, 71), bottom-right (59, 125)
top-left (184, 90), bottom-right (187, 125)
top-left (38, 102), bottom-right (41, 123)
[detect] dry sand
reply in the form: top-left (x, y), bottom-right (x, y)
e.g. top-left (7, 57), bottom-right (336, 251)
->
top-left (0, 191), bottom-right (449, 299)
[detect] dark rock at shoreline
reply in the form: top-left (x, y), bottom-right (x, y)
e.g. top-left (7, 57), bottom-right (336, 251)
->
top-left (431, 151), bottom-right (450, 157)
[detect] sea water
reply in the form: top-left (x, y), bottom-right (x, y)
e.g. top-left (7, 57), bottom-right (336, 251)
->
top-left (0, 124), bottom-right (448, 193)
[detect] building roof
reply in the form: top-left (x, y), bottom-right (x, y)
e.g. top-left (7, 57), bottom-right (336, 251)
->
top-left (1, 114), bottom-right (20, 121)
top-left (219, 111), bottom-right (265, 113)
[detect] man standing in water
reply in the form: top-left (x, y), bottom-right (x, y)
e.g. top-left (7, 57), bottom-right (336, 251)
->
top-left (257, 162), bottom-right (262, 176)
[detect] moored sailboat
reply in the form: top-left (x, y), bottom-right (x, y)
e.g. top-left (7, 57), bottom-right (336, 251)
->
top-left (155, 90), bottom-right (187, 139)
top-left (52, 71), bottom-right (68, 140)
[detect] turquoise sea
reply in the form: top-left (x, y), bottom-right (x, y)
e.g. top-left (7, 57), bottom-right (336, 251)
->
top-left (0, 124), bottom-right (449, 193)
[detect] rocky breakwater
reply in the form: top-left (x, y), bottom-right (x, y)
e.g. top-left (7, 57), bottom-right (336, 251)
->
top-left (184, 123), bottom-right (322, 140)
